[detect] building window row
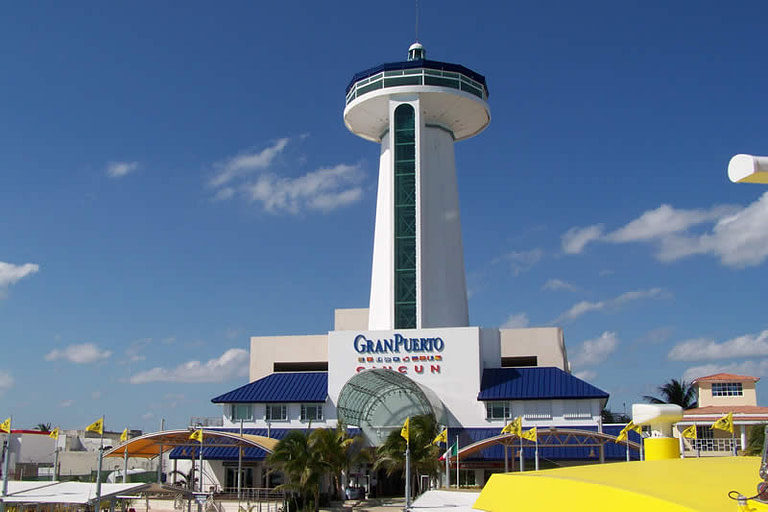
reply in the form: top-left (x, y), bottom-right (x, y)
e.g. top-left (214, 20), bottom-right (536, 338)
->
top-left (484, 401), bottom-right (554, 421)
top-left (711, 382), bottom-right (743, 396)
top-left (228, 403), bottom-right (323, 422)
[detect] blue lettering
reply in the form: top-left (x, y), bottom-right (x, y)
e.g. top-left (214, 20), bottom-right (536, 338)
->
top-left (354, 335), bottom-right (367, 353)
top-left (375, 340), bottom-right (384, 353)
top-left (384, 338), bottom-right (394, 352)
top-left (434, 337), bottom-right (444, 351)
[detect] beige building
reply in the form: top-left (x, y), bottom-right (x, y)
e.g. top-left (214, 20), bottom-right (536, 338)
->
top-left (675, 373), bottom-right (768, 456)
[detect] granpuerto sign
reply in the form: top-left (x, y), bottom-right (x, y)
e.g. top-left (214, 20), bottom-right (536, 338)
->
top-left (353, 333), bottom-right (444, 375)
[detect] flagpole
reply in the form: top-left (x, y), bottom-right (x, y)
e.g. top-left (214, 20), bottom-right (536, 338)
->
top-left (123, 444), bottom-right (129, 483)
top-left (455, 435), bottom-right (459, 489)
top-left (95, 419), bottom-right (104, 512)
top-left (534, 436), bottom-right (539, 471)
top-left (518, 435), bottom-right (523, 473)
top-left (53, 443), bottom-right (59, 481)
top-left (237, 419), bottom-right (243, 501)
top-left (444, 433), bottom-right (449, 489)
top-left (1, 418), bottom-right (11, 512)
top-left (199, 431), bottom-right (204, 493)
top-left (404, 441), bottom-right (410, 509)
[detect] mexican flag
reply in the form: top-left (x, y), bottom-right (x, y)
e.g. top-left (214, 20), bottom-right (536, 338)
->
top-left (439, 442), bottom-right (458, 461)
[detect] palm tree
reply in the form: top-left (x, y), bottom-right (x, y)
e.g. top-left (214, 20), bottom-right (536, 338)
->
top-left (307, 425), bottom-right (366, 500)
top-left (643, 379), bottom-right (698, 409)
top-left (36, 422), bottom-right (52, 432)
top-left (266, 430), bottom-right (323, 512)
top-left (374, 414), bottom-right (442, 497)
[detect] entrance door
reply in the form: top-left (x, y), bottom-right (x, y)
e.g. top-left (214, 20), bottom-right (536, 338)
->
top-left (225, 467), bottom-right (254, 491)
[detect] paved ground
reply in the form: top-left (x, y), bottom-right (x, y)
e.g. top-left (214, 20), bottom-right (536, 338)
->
top-left (320, 497), bottom-right (406, 512)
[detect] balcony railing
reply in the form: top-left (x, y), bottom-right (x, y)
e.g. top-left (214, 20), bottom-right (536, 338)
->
top-left (346, 67), bottom-right (488, 105)
top-left (686, 438), bottom-right (741, 453)
top-left (189, 417), bottom-right (223, 427)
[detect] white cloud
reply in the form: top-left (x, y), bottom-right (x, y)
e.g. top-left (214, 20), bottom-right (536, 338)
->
top-left (606, 204), bottom-right (735, 243)
top-left (564, 195), bottom-right (768, 268)
top-left (45, 343), bottom-right (112, 364)
top-left (571, 331), bottom-right (619, 367)
top-left (106, 161), bottom-right (139, 179)
top-left (494, 249), bottom-right (543, 276)
top-left (59, 400), bottom-right (74, 407)
top-left (502, 313), bottom-right (529, 328)
top-left (141, 412), bottom-right (155, 420)
top-left (554, 288), bottom-right (664, 323)
top-left (573, 370), bottom-right (597, 381)
top-left (210, 138), bottom-right (289, 188)
top-left (244, 164), bottom-right (364, 214)
top-left (0, 262), bottom-right (39, 290)
top-left (123, 338), bottom-right (152, 364)
top-left (683, 359), bottom-right (768, 382)
top-left (0, 371), bottom-right (14, 395)
top-left (129, 348), bottom-right (249, 384)
top-left (561, 225), bottom-right (604, 254)
top-left (668, 330), bottom-right (768, 361)
top-left (91, 391), bottom-right (103, 400)
top-left (542, 279), bottom-right (578, 292)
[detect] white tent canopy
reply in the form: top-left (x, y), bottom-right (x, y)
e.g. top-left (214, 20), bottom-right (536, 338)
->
top-left (2, 481), bottom-right (150, 505)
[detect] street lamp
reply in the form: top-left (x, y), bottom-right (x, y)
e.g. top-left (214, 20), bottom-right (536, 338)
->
top-left (728, 154), bottom-right (768, 184)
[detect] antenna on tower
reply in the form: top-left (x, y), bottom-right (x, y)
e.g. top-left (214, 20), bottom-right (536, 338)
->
top-left (415, 0), bottom-right (420, 42)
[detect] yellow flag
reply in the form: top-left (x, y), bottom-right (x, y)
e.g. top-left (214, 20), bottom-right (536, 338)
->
top-left (189, 428), bottom-right (203, 443)
top-left (501, 416), bottom-right (522, 436)
top-left (401, 417), bottom-right (409, 443)
top-left (521, 427), bottom-right (537, 442)
top-left (85, 417), bottom-right (104, 435)
top-left (120, 428), bottom-right (128, 443)
top-left (615, 421), bottom-right (641, 443)
top-left (49, 427), bottom-right (60, 440)
top-left (681, 424), bottom-right (697, 440)
top-left (432, 428), bottom-right (447, 445)
top-left (711, 412), bottom-right (734, 434)
top-left (0, 417), bottom-right (10, 434)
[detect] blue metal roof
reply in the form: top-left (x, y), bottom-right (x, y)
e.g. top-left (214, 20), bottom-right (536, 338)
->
top-left (211, 372), bottom-right (328, 404)
top-left (346, 59), bottom-right (489, 96)
top-left (477, 367), bottom-right (609, 401)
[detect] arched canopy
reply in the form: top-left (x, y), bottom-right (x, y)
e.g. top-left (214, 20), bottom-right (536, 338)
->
top-left (453, 428), bottom-right (642, 460)
top-left (337, 369), bottom-right (446, 444)
top-left (104, 429), bottom-right (279, 459)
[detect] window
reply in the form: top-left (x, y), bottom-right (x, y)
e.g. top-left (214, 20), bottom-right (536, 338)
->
top-left (564, 400), bottom-right (592, 420)
top-left (265, 404), bottom-right (287, 421)
top-left (231, 404), bottom-right (253, 421)
top-left (712, 382), bottom-right (743, 397)
top-left (486, 402), bottom-right (510, 420)
top-left (301, 404), bottom-right (323, 422)
top-left (394, 103), bottom-right (416, 329)
top-left (523, 402), bottom-right (552, 420)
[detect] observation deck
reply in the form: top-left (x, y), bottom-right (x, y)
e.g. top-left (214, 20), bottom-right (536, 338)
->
top-left (344, 56), bottom-right (491, 143)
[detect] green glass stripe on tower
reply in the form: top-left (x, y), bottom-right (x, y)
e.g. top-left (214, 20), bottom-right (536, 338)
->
top-left (394, 104), bottom-right (416, 329)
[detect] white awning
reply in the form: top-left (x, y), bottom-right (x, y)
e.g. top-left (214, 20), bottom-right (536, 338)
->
top-left (2, 481), bottom-right (150, 505)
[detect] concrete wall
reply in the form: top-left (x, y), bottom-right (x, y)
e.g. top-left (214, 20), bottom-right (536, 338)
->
top-left (499, 327), bottom-right (568, 371)
top-left (249, 334), bottom-right (328, 382)
top-left (420, 125), bottom-right (469, 329)
top-left (334, 308), bottom-right (369, 331)
top-left (697, 380), bottom-right (757, 407)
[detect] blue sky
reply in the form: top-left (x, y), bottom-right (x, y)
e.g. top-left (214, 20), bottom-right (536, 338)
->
top-left (2, 1), bottom-right (768, 432)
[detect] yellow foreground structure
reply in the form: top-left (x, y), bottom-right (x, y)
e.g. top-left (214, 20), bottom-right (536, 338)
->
top-left (473, 457), bottom-right (768, 512)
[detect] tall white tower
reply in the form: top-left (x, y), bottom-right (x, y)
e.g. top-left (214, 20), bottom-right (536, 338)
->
top-left (344, 43), bottom-right (490, 330)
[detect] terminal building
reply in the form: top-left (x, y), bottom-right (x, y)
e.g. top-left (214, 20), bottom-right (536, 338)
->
top-left (189, 43), bottom-right (630, 491)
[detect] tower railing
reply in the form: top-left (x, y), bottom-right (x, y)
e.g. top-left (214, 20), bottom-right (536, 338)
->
top-left (346, 67), bottom-right (487, 105)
